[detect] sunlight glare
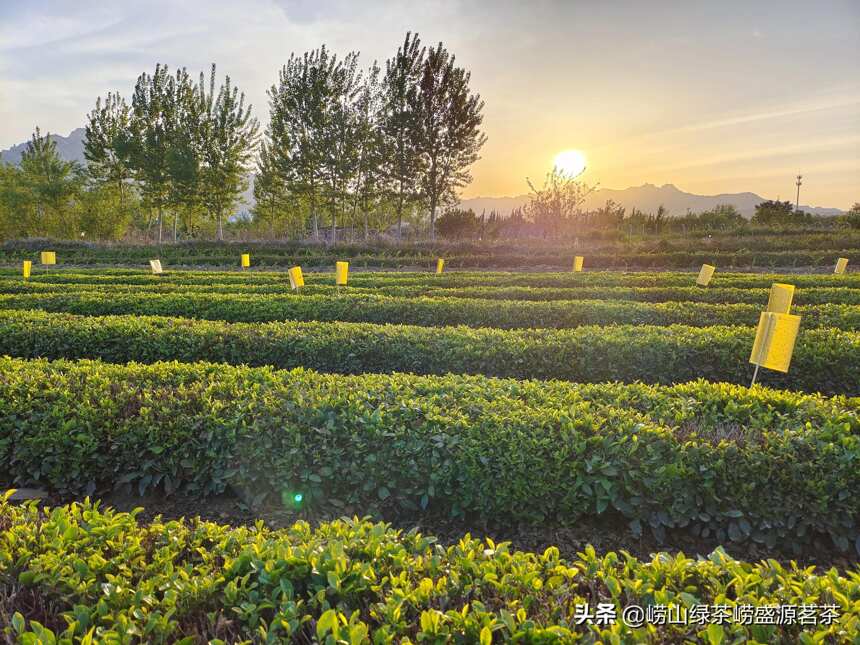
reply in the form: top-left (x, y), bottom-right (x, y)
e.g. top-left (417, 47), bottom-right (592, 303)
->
top-left (553, 149), bottom-right (587, 178)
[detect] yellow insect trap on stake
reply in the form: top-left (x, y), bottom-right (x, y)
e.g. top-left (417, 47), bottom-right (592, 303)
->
top-left (241, 254), bottom-right (250, 269)
top-left (749, 311), bottom-right (801, 385)
top-left (40, 251), bottom-right (56, 265)
top-left (572, 256), bottom-right (584, 272)
top-left (335, 261), bottom-right (349, 286)
top-left (288, 266), bottom-right (304, 290)
top-left (149, 259), bottom-right (163, 275)
top-left (766, 283), bottom-right (794, 314)
top-left (696, 264), bottom-right (715, 286)
top-left (22, 261), bottom-right (31, 279)
top-left (436, 258), bottom-right (445, 274)
top-left (834, 258), bottom-right (848, 274)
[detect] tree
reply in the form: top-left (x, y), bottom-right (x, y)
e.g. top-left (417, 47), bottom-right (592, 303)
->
top-left (84, 92), bottom-right (133, 217)
top-left (18, 127), bottom-right (84, 237)
top-left (751, 200), bottom-right (811, 226)
top-left (252, 140), bottom-right (288, 236)
top-left (415, 41), bottom-right (486, 240)
top-left (351, 62), bottom-right (386, 240)
top-left (381, 32), bottom-right (424, 239)
top-left (843, 202), bottom-right (860, 230)
top-left (524, 167), bottom-right (598, 238)
top-left (128, 64), bottom-right (175, 243)
top-left (319, 51), bottom-right (362, 243)
top-left (267, 47), bottom-right (342, 239)
top-left (436, 207), bottom-right (478, 239)
top-left (197, 64), bottom-right (259, 240)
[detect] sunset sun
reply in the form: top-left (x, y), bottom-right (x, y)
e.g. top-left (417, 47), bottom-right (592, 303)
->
top-left (553, 149), bottom-right (587, 178)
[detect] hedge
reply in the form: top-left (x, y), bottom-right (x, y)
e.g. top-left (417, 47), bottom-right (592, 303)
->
top-left (2, 279), bottom-right (859, 306)
top-left (4, 267), bottom-right (860, 289)
top-left (0, 310), bottom-right (856, 394)
top-left (1, 501), bottom-right (857, 643)
top-left (2, 237), bottom-right (859, 268)
top-left (0, 291), bottom-right (855, 329)
top-left (1, 357), bottom-right (857, 555)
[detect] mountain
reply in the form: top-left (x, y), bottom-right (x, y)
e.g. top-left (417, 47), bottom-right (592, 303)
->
top-left (1, 130), bottom-right (845, 218)
top-left (460, 183), bottom-right (845, 218)
top-left (1, 128), bottom-right (87, 166)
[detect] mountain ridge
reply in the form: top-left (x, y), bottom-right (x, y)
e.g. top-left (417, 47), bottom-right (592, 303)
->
top-left (459, 182), bottom-right (845, 218)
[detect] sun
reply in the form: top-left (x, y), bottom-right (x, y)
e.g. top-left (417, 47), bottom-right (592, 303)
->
top-left (553, 149), bottom-right (587, 178)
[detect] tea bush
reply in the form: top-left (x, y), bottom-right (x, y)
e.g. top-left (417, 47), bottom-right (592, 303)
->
top-left (0, 291), bottom-right (855, 329)
top-left (4, 267), bottom-right (860, 289)
top-left (1, 358), bottom-right (857, 552)
top-left (0, 310), bottom-right (856, 394)
top-left (3, 278), bottom-right (859, 305)
top-left (1, 499), bottom-right (857, 643)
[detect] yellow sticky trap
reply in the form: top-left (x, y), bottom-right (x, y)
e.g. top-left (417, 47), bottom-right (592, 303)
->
top-left (149, 259), bottom-right (163, 275)
top-left (749, 312), bottom-right (801, 373)
top-left (436, 258), bottom-right (445, 274)
top-left (22, 261), bottom-right (31, 279)
top-left (834, 258), bottom-right (848, 274)
top-left (696, 264), bottom-right (715, 286)
top-left (288, 266), bottom-right (304, 289)
top-left (335, 261), bottom-right (349, 286)
top-left (573, 256), bottom-right (584, 272)
top-left (40, 251), bottom-right (56, 265)
top-left (766, 283), bottom-right (794, 314)
top-left (241, 253), bottom-right (250, 268)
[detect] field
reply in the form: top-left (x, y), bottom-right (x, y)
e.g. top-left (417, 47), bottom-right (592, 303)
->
top-left (1, 254), bottom-right (858, 642)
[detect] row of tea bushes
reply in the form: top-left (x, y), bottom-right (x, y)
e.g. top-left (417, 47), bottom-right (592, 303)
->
top-left (4, 267), bottom-right (860, 289)
top-left (2, 241), bottom-right (858, 268)
top-left (1, 499), bottom-right (856, 643)
top-left (1, 357), bottom-right (857, 552)
top-left (0, 310), bottom-right (856, 394)
top-left (0, 291), bottom-right (855, 329)
top-left (2, 279), bottom-right (859, 306)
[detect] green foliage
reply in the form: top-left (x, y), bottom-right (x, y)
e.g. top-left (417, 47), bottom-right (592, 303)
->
top-left (752, 200), bottom-right (813, 227)
top-left (436, 208), bottom-right (479, 239)
top-left (1, 357), bottom-right (857, 553)
top-left (0, 287), bottom-right (853, 329)
top-left (0, 310), bottom-right (856, 394)
top-left (414, 40), bottom-right (486, 238)
top-left (4, 266), bottom-right (858, 289)
top-left (1, 237), bottom-right (857, 267)
top-left (4, 274), bottom-right (859, 306)
top-left (2, 501), bottom-right (857, 642)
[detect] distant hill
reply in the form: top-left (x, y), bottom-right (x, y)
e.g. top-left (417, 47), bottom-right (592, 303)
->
top-left (1, 129), bottom-right (845, 218)
top-left (460, 183), bottom-right (845, 219)
top-left (1, 128), bottom-right (87, 166)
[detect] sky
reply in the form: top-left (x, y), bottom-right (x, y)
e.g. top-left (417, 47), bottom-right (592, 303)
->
top-left (1, 0), bottom-right (858, 208)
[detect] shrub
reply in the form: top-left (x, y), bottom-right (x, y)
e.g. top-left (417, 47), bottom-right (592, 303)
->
top-left (3, 278), bottom-right (859, 305)
top-left (1, 358), bottom-right (857, 553)
top-left (0, 499), bottom-right (857, 642)
top-left (0, 310), bottom-right (856, 394)
top-left (0, 291), bottom-right (855, 329)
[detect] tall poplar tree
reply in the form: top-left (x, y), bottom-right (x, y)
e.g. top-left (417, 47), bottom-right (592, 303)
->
top-left (381, 32), bottom-right (424, 238)
top-left (84, 92), bottom-right (133, 214)
top-left (128, 64), bottom-right (174, 243)
top-left (197, 64), bottom-right (259, 240)
top-left (266, 47), bottom-right (337, 239)
top-left (415, 42), bottom-right (486, 240)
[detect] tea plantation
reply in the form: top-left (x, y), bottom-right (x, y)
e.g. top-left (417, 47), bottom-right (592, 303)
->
top-left (0, 264), bottom-right (858, 642)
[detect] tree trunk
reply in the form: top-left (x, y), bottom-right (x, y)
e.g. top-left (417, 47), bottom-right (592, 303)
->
top-left (157, 206), bottom-right (163, 244)
top-left (429, 194), bottom-right (437, 241)
top-left (217, 213), bottom-right (224, 241)
top-left (173, 214), bottom-right (178, 242)
top-left (364, 204), bottom-right (369, 241)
